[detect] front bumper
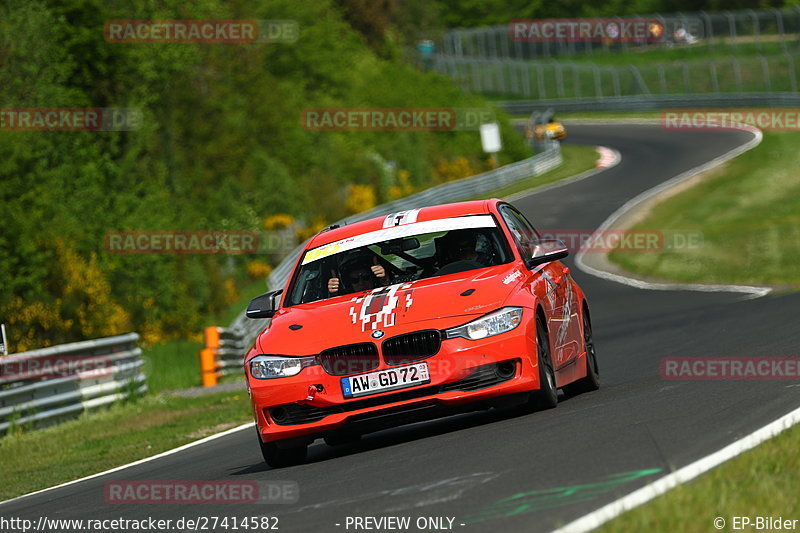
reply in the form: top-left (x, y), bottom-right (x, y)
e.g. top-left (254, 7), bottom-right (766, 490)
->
top-left (249, 320), bottom-right (542, 444)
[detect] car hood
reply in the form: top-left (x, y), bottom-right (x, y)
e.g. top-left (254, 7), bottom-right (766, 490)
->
top-left (256, 263), bottom-right (527, 355)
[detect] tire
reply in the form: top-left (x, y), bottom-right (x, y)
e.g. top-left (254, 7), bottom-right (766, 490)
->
top-left (256, 429), bottom-right (307, 468)
top-left (564, 306), bottom-right (600, 396)
top-left (528, 317), bottom-right (558, 411)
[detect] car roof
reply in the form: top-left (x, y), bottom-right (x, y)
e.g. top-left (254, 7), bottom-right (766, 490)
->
top-left (306, 199), bottom-right (503, 249)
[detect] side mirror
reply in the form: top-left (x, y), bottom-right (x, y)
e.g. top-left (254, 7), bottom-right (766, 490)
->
top-left (527, 239), bottom-right (569, 267)
top-left (246, 289), bottom-right (284, 319)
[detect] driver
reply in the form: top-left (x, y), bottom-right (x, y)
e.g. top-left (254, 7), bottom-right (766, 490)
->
top-left (440, 231), bottom-right (483, 265)
top-left (436, 231), bottom-right (495, 274)
top-left (328, 253), bottom-right (387, 295)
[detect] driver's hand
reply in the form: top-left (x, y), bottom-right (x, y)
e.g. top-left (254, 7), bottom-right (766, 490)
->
top-left (328, 270), bottom-right (340, 294)
top-left (371, 264), bottom-right (385, 278)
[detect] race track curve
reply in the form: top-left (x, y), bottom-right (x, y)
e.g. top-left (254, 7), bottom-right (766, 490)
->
top-left (3, 124), bottom-right (800, 533)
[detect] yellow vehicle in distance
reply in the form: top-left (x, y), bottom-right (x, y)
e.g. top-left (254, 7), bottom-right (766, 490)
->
top-left (533, 119), bottom-right (567, 141)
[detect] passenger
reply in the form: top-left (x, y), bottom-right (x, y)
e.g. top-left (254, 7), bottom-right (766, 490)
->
top-left (441, 232), bottom-right (481, 264)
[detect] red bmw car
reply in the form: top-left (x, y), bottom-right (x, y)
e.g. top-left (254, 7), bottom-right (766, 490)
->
top-left (245, 199), bottom-right (599, 466)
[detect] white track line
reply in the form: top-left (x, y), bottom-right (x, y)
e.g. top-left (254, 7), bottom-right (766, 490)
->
top-left (552, 404), bottom-right (800, 533)
top-left (551, 122), bottom-right (786, 533)
top-left (0, 422), bottom-right (254, 506)
top-left (574, 125), bottom-right (770, 299)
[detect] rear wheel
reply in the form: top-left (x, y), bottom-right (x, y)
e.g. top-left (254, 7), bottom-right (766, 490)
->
top-left (256, 429), bottom-right (307, 468)
top-left (528, 318), bottom-right (558, 410)
top-left (564, 307), bottom-right (600, 396)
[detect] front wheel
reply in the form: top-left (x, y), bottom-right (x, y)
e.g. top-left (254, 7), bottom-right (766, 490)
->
top-left (528, 318), bottom-right (558, 411)
top-left (564, 307), bottom-right (600, 396)
top-left (256, 429), bottom-right (307, 468)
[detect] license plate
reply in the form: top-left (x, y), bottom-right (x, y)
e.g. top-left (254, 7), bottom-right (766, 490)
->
top-left (341, 362), bottom-right (430, 399)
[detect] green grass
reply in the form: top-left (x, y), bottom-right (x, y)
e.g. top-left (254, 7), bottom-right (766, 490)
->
top-left (142, 279), bottom-right (267, 393)
top-left (557, 40), bottom-right (800, 66)
top-left (0, 391), bottom-right (252, 501)
top-left (609, 131), bottom-right (800, 287)
top-left (477, 144), bottom-right (599, 200)
top-left (141, 340), bottom-right (205, 393)
top-left (558, 111), bottom-right (662, 120)
top-left (511, 112), bottom-right (662, 121)
top-left (591, 123), bottom-right (800, 529)
top-left (598, 422), bottom-right (800, 532)
top-left (470, 41), bottom-right (800, 99)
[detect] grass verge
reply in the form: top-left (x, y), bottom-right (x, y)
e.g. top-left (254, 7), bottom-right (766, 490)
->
top-left (484, 42), bottom-right (800, 100)
top-left (608, 131), bottom-right (800, 287)
top-left (477, 143), bottom-right (599, 200)
top-left (585, 123), bottom-right (799, 529)
top-left (597, 422), bottom-right (800, 532)
top-left (142, 279), bottom-right (268, 393)
top-left (0, 391), bottom-right (252, 501)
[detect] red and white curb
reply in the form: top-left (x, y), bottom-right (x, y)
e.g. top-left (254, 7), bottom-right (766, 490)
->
top-left (506, 146), bottom-right (620, 202)
top-left (595, 146), bottom-right (620, 168)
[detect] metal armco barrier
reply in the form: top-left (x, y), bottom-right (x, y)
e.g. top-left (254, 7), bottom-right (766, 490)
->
top-left (227, 144), bottom-right (563, 351)
top-left (441, 8), bottom-right (800, 60)
top-left (0, 333), bottom-right (146, 435)
top-left (499, 93), bottom-right (800, 114)
top-left (199, 327), bottom-right (246, 387)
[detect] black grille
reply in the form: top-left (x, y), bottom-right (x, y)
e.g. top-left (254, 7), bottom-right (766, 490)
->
top-left (268, 361), bottom-right (516, 425)
top-left (440, 362), bottom-right (514, 392)
top-left (382, 330), bottom-right (442, 365)
top-left (318, 342), bottom-right (379, 376)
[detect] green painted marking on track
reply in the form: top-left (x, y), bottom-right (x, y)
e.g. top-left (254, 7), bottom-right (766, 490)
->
top-left (463, 468), bottom-right (663, 523)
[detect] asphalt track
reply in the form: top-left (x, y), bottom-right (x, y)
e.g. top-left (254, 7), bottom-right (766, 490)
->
top-left (4, 124), bottom-right (800, 532)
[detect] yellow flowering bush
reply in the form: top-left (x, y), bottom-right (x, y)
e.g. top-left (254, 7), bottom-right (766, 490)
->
top-left (247, 260), bottom-right (273, 279)
top-left (262, 213), bottom-right (295, 230)
top-left (345, 184), bottom-right (377, 215)
top-left (433, 156), bottom-right (476, 183)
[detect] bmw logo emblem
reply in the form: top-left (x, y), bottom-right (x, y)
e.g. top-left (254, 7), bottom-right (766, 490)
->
top-left (371, 330), bottom-right (385, 339)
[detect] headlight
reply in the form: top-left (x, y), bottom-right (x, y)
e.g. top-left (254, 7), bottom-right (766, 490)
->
top-left (445, 307), bottom-right (524, 340)
top-left (249, 355), bottom-right (317, 379)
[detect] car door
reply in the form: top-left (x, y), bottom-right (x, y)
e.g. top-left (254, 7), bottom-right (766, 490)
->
top-left (499, 205), bottom-right (578, 369)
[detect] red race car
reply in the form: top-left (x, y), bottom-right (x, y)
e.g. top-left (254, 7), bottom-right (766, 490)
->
top-left (245, 199), bottom-right (599, 466)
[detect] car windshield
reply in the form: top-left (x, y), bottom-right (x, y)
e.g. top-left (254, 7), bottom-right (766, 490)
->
top-left (286, 215), bottom-right (513, 305)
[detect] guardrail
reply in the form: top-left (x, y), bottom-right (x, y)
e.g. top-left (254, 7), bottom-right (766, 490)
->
top-left (199, 327), bottom-right (246, 387)
top-left (498, 92), bottom-right (800, 114)
top-left (440, 8), bottom-right (800, 60)
top-left (434, 54), bottom-right (800, 99)
top-left (227, 143), bottom-right (563, 350)
top-left (0, 333), bottom-right (146, 435)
